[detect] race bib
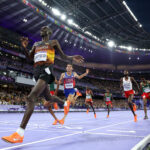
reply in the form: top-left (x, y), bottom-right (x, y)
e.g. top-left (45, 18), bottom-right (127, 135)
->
top-left (65, 83), bottom-right (73, 89)
top-left (106, 97), bottom-right (110, 101)
top-left (144, 88), bottom-right (150, 93)
top-left (124, 84), bottom-right (130, 89)
top-left (86, 95), bottom-right (91, 99)
top-left (34, 52), bottom-right (47, 63)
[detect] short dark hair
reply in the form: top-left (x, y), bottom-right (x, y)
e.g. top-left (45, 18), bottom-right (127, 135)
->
top-left (67, 64), bottom-right (73, 67)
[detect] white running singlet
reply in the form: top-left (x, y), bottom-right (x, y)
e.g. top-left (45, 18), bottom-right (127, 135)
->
top-left (123, 77), bottom-right (133, 91)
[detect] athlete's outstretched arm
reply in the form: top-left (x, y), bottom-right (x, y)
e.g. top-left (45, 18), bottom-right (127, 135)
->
top-left (120, 78), bottom-right (124, 93)
top-left (54, 73), bottom-right (64, 95)
top-left (140, 82), bottom-right (143, 93)
top-left (20, 37), bottom-right (35, 61)
top-left (54, 79), bottom-right (59, 96)
top-left (51, 40), bottom-right (84, 63)
top-left (131, 77), bottom-right (140, 92)
top-left (103, 94), bottom-right (106, 101)
top-left (74, 69), bottom-right (89, 80)
top-left (59, 73), bottom-right (65, 84)
top-left (90, 90), bottom-right (94, 96)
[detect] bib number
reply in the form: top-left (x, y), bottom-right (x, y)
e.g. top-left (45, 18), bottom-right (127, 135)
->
top-left (34, 52), bottom-right (47, 63)
top-left (106, 97), bottom-right (110, 101)
top-left (65, 83), bottom-right (73, 89)
top-left (86, 95), bottom-right (91, 99)
top-left (144, 88), bottom-right (150, 93)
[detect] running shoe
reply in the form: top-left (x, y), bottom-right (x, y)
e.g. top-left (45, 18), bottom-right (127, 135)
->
top-left (53, 103), bottom-right (58, 110)
top-left (2, 132), bottom-right (24, 143)
top-left (76, 91), bottom-right (82, 96)
top-left (52, 120), bottom-right (58, 125)
top-left (144, 116), bottom-right (148, 120)
top-left (64, 100), bottom-right (70, 115)
top-left (134, 114), bottom-right (137, 122)
top-left (133, 103), bottom-right (137, 112)
top-left (59, 119), bottom-right (64, 125)
top-left (86, 108), bottom-right (89, 114)
top-left (94, 113), bottom-right (96, 118)
top-left (107, 115), bottom-right (109, 118)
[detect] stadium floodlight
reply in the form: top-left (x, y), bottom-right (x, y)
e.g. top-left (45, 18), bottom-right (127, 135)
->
top-left (137, 57), bottom-right (140, 60)
top-left (39, 0), bottom-right (42, 2)
top-left (122, 1), bottom-right (138, 22)
top-left (129, 57), bottom-right (131, 60)
top-left (52, 8), bottom-right (61, 16)
top-left (85, 31), bottom-right (92, 36)
top-left (139, 24), bottom-right (142, 28)
top-left (23, 18), bottom-right (27, 22)
top-left (107, 40), bottom-right (115, 47)
top-left (73, 23), bottom-right (79, 28)
top-left (61, 14), bottom-right (66, 20)
top-left (67, 19), bottom-right (73, 25)
top-left (127, 46), bottom-right (132, 51)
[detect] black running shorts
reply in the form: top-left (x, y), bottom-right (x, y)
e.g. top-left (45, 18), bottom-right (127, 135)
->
top-left (33, 64), bottom-right (55, 84)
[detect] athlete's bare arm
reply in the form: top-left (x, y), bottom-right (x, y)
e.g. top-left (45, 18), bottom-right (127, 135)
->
top-left (131, 77), bottom-right (140, 91)
top-left (103, 94), bottom-right (106, 101)
top-left (58, 73), bottom-right (65, 84)
top-left (147, 80), bottom-right (150, 84)
top-left (55, 73), bottom-right (64, 95)
top-left (120, 78), bottom-right (123, 92)
top-left (111, 94), bottom-right (114, 101)
top-left (140, 82), bottom-right (143, 93)
top-left (51, 40), bottom-right (84, 63)
top-left (90, 90), bottom-right (94, 96)
top-left (74, 69), bottom-right (89, 80)
top-left (20, 37), bottom-right (35, 61)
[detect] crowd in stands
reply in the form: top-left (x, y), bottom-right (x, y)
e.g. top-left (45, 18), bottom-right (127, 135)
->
top-left (0, 32), bottom-right (150, 110)
top-left (0, 51), bottom-right (144, 96)
top-left (0, 85), bottom-right (135, 111)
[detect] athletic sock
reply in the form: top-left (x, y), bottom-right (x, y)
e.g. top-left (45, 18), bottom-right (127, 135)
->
top-left (16, 127), bottom-right (25, 137)
top-left (64, 101), bottom-right (67, 106)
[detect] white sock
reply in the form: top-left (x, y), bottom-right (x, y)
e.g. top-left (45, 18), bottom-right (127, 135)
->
top-left (64, 101), bottom-right (67, 106)
top-left (16, 127), bottom-right (25, 137)
top-left (74, 88), bottom-right (77, 92)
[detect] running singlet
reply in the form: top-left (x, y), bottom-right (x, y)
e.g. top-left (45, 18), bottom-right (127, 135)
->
top-left (64, 72), bottom-right (75, 89)
top-left (34, 41), bottom-right (55, 66)
top-left (86, 90), bottom-right (92, 99)
top-left (104, 93), bottom-right (112, 102)
top-left (141, 82), bottom-right (150, 93)
top-left (123, 77), bottom-right (133, 91)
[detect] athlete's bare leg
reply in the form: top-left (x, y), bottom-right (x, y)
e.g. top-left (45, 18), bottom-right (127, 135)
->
top-left (43, 86), bottom-right (65, 124)
top-left (20, 79), bottom-right (47, 129)
top-left (107, 104), bottom-right (111, 116)
top-left (143, 98), bottom-right (148, 119)
top-left (128, 94), bottom-right (136, 116)
top-left (61, 94), bottom-right (75, 122)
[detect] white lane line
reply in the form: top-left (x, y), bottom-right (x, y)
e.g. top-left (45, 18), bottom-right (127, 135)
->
top-left (57, 126), bottom-right (83, 130)
top-left (84, 118), bottom-right (142, 133)
top-left (131, 134), bottom-right (150, 150)
top-left (85, 132), bottom-right (144, 138)
top-left (0, 132), bottom-right (81, 150)
top-left (0, 130), bottom-right (16, 133)
top-left (1, 118), bottom-right (143, 150)
top-left (107, 129), bottom-right (136, 133)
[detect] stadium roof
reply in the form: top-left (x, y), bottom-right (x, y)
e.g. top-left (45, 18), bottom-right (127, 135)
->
top-left (0, 0), bottom-right (150, 49)
top-left (30, 0), bottom-right (150, 49)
